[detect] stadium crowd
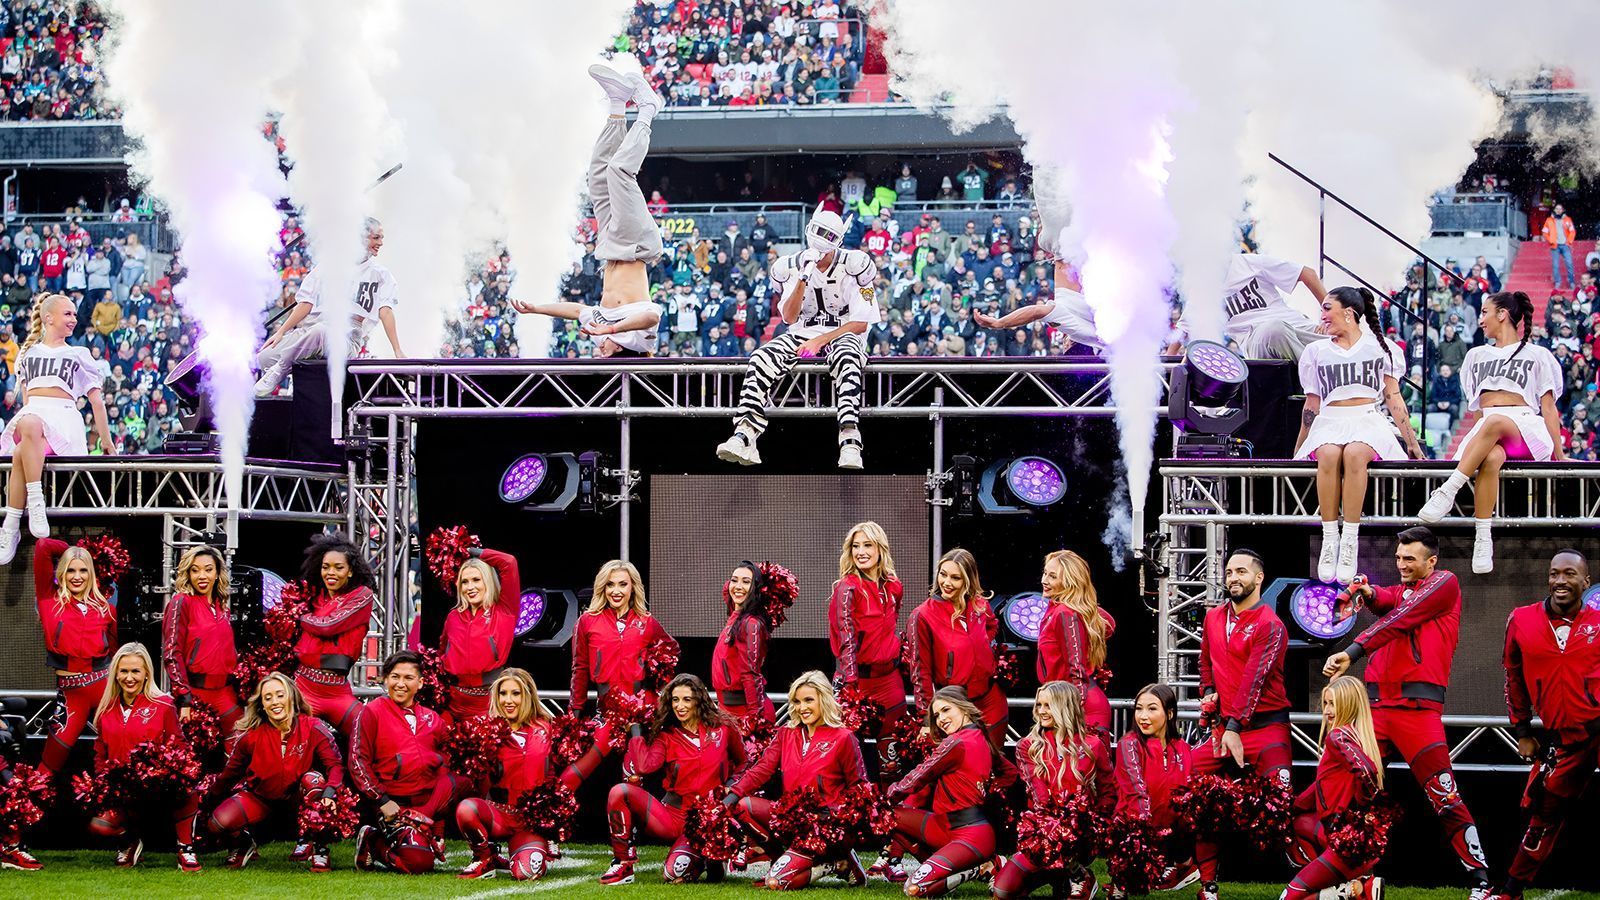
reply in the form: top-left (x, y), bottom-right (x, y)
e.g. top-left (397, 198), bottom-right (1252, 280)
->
top-left (0, 0), bottom-right (108, 122)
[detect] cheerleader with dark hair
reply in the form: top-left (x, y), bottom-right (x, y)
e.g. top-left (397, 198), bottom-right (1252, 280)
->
top-left (1293, 287), bottom-right (1422, 584)
top-left (1418, 290), bottom-right (1565, 573)
top-left (599, 673), bottom-right (747, 885)
top-left (36, 538), bottom-right (116, 774)
top-left (1110, 683), bottom-right (1199, 896)
top-left (292, 534), bottom-right (376, 738)
top-left (712, 560), bottom-right (796, 726)
top-left (908, 549), bottom-right (1006, 749)
top-left (203, 672), bottom-right (346, 872)
top-left (571, 560), bottom-right (679, 712)
top-left (161, 545), bottom-right (241, 731)
top-left (436, 546), bottom-right (521, 721)
top-left (85, 643), bottom-right (201, 873)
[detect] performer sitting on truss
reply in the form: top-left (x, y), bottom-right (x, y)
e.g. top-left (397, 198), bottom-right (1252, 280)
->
top-left (1167, 252), bottom-right (1329, 360)
top-left (511, 61), bottom-right (662, 357)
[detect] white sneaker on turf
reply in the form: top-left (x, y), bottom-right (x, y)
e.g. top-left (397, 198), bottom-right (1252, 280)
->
top-left (588, 64), bottom-right (634, 103)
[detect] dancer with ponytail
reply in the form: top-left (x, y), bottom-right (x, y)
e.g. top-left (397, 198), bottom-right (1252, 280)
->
top-left (0, 293), bottom-right (113, 564)
top-left (162, 545), bottom-right (241, 732)
top-left (1284, 676), bottom-right (1386, 900)
top-left (1294, 287), bottom-right (1422, 584)
top-left (1110, 684), bottom-right (1199, 896)
top-left (828, 522), bottom-right (907, 765)
top-left (1418, 291), bottom-right (1565, 573)
top-left (908, 549), bottom-right (1006, 748)
top-left (599, 674), bottom-right (746, 885)
top-left (992, 681), bottom-right (1111, 900)
top-left (86, 643), bottom-right (201, 873)
top-left (712, 561), bottom-right (791, 726)
top-left (204, 672), bottom-right (346, 872)
top-left (570, 560), bottom-right (679, 713)
top-left (437, 546), bottom-right (521, 721)
top-left (36, 538), bottom-right (115, 774)
top-left (1036, 550), bottom-right (1116, 732)
top-left (292, 534), bottom-right (375, 739)
top-left (456, 668), bottom-right (611, 881)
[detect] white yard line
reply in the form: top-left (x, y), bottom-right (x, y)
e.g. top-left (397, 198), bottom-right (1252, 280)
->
top-left (458, 874), bottom-right (588, 899)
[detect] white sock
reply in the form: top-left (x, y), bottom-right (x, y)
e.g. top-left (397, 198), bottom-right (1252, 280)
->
top-left (1475, 519), bottom-right (1492, 540)
top-left (1340, 521), bottom-right (1360, 542)
top-left (608, 100), bottom-right (626, 116)
top-left (24, 481), bottom-right (42, 505)
top-left (1, 507), bottom-right (18, 532)
top-left (1321, 521), bottom-right (1338, 542)
top-left (1443, 470), bottom-right (1469, 493)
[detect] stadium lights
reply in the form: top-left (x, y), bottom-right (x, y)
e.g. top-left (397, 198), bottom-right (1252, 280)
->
top-left (499, 453), bottom-right (581, 512)
top-left (1170, 340), bottom-right (1251, 455)
top-left (1585, 584), bottom-right (1600, 612)
top-left (975, 456), bottom-right (1068, 515)
top-left (1264, 577), bottom-right (1355, 644)
top-left (999, 591), bottom-right (1049, 642)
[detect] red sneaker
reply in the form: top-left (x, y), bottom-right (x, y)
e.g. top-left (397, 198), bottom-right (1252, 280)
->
top-left (833, 851), bottom-right (867, 887)
top-left (176, 844), bottom-right (202, 873)
top-left (289, 841), bottom-right (314, 861)
top-left (354, 825), bottom-right (379, 872)
top-left (0, 844), bottom-right (42, 871)
top-left (309, 846), bottom-right (331, 873)
top-left (114, 838), bottom-right (144, 869)
top-left (599, 858), bottom-right (636, 885)
top-left (225, 838), bottom-right (258, 869)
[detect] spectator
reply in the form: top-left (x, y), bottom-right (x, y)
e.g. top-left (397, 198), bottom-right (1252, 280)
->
top-left (957, 162), bottom-right (988, 202)
top-left (1429, 363), bottom-right (1462, 419)
top-left (38, 236), bottom-right (65, 291)
top-left (1544, 202), bottom-right (1578, 290)
top-left (91, 290), bottom-right (122, 337)
top-left (996, 178), bottom-right (1026, 208)
top-left (1474, 254), bottom-right (1501, 292)
top-left (1436, 322), bottom-right (1469, 371)
top-left (935, 176), bottom-right (958, 202)
top-left (717, 220), bottom-right (748, 259)
top-left (15, 236), bottom-right (38, 291)
top-left (862, 217), bottom-right (891, 258)
top-left (748, 212), bottom-right (775, 255)
top-left (894, 163), bottom-right (917, 202)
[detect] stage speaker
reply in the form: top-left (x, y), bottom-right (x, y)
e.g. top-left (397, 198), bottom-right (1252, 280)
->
top-left (287, 362), bottom-right (351, 466)
top-left (249, 397), bottom-right (293, 460)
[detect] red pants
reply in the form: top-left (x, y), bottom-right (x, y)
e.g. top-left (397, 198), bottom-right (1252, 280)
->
top-left (1191, 721), bottom-right (1292, 882)
top-left (191, 684), bottom-right (244, 734)
top-left (390, 770), bottom-right (469, 822)
top-left (1507, 731), bottom-right (1600, 889)
top-left (455, 798), bottom-right (550, 881)
top-left (972, 685), bottom-right (1009, 750)
top-left (1373, 705), bottom-right (1486, 877)
top-left (208, 772), bottom-right (326, 840)
top-left (43, 670), bottom-right (107, 773)
top-left (889, 808), bottom-right (996, 898)
top-left (295, 670), bottom-right (361, 739)
top-left (736, 796), bottom-right (857, 889)
top-left (723, 695), bottom-right (777, 729)
top-left (993, 850), bottom-right (1079, 900)
top-left (445, 684), bottom-right (490, 722)
top-left (90, 794), bottom-right (201, 846)
top-left (607, 783), bottom-right (703, 880)
top-left (1285, 812), bottom-right (1370, 898)
top-left (1082, 682), bottom-right (1112, 733)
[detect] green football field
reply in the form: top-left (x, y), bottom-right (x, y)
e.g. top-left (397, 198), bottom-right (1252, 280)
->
top-left (8, 843), bottom-right (1598, 899)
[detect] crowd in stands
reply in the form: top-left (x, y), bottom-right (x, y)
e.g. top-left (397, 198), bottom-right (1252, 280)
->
top-left (0, 0), bottom-right (107, 121)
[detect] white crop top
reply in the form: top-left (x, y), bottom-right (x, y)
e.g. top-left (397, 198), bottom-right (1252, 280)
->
top-left (1459, 342), bottom-right (1564, 411)
top-left (295, 257), bottom-right (399, 343)
top-left (16, 342), bottom-right (108, 398)
top-left (1297, 333), bottom-right (1404, 404)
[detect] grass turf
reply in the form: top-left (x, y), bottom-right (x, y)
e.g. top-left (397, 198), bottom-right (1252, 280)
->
top-left (8, 843), bottom-right (1598, 898)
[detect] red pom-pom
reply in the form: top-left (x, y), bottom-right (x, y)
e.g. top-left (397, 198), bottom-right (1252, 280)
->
top-left (514, 782), bottom-right (580, 842)
top-left (263, 582), bottom-right (312, 643)
top-left (0, 764), bottom-right (54, 835)
top-left (735, 713), bottom-right (775, 762)
top-left (683, 794), bottom-right (743, 862)
top-left (1104, 815), bottom-right (1169, 892)
top-left (754, 562), bottom-right (799, 630)
top-left (599, 690), bottom-right (654, 738)
top-left (233, 582), bottom-right (311, 696)
top-left (1233, 772), bottom-right (1292, 854)
top-left (994, 647), bottom-right (1022, 690)
top-left (1326, 795), bottom-right (1402, 867)
top-left (830, 781), bottom-right (897, 847)
top-left (1016, 791), bottom-right (1102, 870)
top-left (75, 533), bottom-right (130, 585)
top-left (769, 787), bottom-right (844, 856)
top-left (642, 642), bottom-right (679, 692)
top-left (1093, 666), bottom-right (1114, 691)
top-left (548, 712), bottom-right (601, 768)
top-left (1171, 771), bottom-right (1289, 854)
top-left (443, 714), bottom-right (512, 786)
top-left (425, 525), bottom-right (481, 593)
top-left (879, 715), bottom-right (935, 780)
top-left (836, 684), bottom-right (884, 736)
top-left (180, 699), bottom-right (225, 757)
top-left (298, 784), bottom-right (360, 843)
top-left (1170, 772), bottom-right (1237, 840)
top-left (413, 645), bottom-right (451, 712)
top-left (76, 740), bottom-right (203, 816)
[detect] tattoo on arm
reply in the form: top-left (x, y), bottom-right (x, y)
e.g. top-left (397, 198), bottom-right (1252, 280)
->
top-left (1301, 408), bottom-right (1316, 427)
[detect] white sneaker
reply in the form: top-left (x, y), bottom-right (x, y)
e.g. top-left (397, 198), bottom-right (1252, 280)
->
top-left (0, 527), bottom-right (18, 565)
top-left (1472, 531), bottom-right (1494, 574)
top-left (626, 71), bottom-right (663, 119)
top-left (1335, 533), bottom-right (1359, 584)
top-left (25, 501), bottom-right (47, 540)
top-left (588, 63), bottom-right (634, 103)
top-left (838, 443), bottom-right (863, 470)
top-left (253, 366), bottom-right (284, 398)
top-left (1417, 485), bottom-right (1456, 523)
top-left (1316, 534), bottom-right (1338, 583)
top-left (716, 433), bottom-right (761, 466)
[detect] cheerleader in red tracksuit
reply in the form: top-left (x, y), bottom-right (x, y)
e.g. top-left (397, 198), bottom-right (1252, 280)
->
top-left (828, 521), bottom-right (906, 747)
top-left (599, 673), bottom-right (748, 885)
top-left (204, 671), bottom-right (346, 872)
top-left (292, 534), bottom-right (376, 739)
top-left (725, 671), bottom-right (873, 890)
top-left (1110, 683), bottom-right (1199, 896)
top-left (161, 545), bottom-right (241, 732)
top-left (712, 560), bottom-right (794, 726)
top-left (86, 643), bottom-right (202, 872)
top-left (1285, 676), bottom-right (1386, 899)
top-left (350, 649), bottom-right (469, 874)
top-left (437, 547), bottom-right (521, 721)
top-left (992, 681), bottom-right (1112, 900)
top-left (455, 668), bottom-right (613, 881)
top-left (1036, 549), bottom-right (1116, 733)
top-left (909, 548), bottom-right (1006, 749)
top-left (36, 537), bottom-right (116, 774)
top-left (571, 559), bottom-right (679, 712)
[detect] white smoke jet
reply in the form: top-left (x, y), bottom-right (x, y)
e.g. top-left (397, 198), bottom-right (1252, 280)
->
top-left (103, 0), bottom-right (292, 508)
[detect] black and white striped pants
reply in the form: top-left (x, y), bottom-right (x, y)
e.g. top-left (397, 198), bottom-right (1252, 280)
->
top-left (734, 331), bottom-right (866, 441)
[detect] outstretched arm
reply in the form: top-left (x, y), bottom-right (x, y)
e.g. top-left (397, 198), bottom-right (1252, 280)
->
top-left (975, 302), bottom-right (1050, 331)
top-left (510, 300), bottom-right (587, 319)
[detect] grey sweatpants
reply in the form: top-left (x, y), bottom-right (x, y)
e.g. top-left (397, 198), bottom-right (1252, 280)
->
top-left (590, 117), bottom-right (663, 265)
top-left (1239, 317), bottom-right (1324, 361)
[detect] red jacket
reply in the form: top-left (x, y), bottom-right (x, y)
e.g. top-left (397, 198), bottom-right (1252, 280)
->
top-left (1016, 731), bottom-right (1113, 813)
top-left (94, 694), bottom-right (182, 770)
top-left (711, 612), bottom-right (769, 710)
top-left (730, 723), bottom-right (866, 804)
top-left (486, 721), bottom-right (558, 806)
top-left (161, 592), bottom-right (237, 706)
top-left (439, 549), bottom-right (520, 685)
top-left (623, 721), bottom-right (747, 804)
top-left (1504, 600), bottom-right (1600, 742)
top-left (1036, 602), bottom-right (1116, 696)
top-left (349, 696), bottom-right (447, 805)
top-left (1198, 601), bottom-right (1290, 731)
top-left (1346, 570), bottom-right (1461, 710)
top-left (1114, 732), bottom-right (1194, 829)
top-left (828, 574), bottom-right (904, 682)
top-left (1296, 725), bottom-right (1379, 823)
top-left (890, 723), bottom-right (1017, 814)
top-left (294, 586), bottom-right (375, 671)
top-left (908, 596), bottom-right (998, 715)
top-left (210, 714), bottom-right (345, 802)
top-left (569, 609), bottom-right (679, 703)
top-left (35, 538), bottom-right (116, 672)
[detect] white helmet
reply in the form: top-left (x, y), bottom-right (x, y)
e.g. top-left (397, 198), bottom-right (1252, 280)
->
top-left (805, 204), bottom-right (850, 254)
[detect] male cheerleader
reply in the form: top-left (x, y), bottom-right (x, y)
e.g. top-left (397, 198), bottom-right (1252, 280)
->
top-left (1194, 549), bottom-right (1292, 900)
top-left (511, 62), bottom-right (662, 356)
top-left (256, 217), bottom-right (404, 396)
top-left (716, 205), bottom-right (877, 470)
top-left (1167, 252), bottom-right (1329, 360)
top-left (974, 257), bottom-right (1102, 353)
top-left (1323, 526), bottom-right (1491, 897)
top-left (1496, 550), bottom-right (1596, 899)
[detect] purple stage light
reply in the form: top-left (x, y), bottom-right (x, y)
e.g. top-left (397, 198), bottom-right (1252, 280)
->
top-left (516, 589), bottom-right (547, 636)
top-left (1290, 581), bottom-right (1355, 641)
top-left (1003, 592), bottom-right (1050, 642)
top-left (1004, 457), bottom-right (1066, 506)
top-left (1184, 340), bottom-right (1248, 401)
top-left (1585, 585), bottom-right (1600, 612)
top-left (259, 569), bottom-right (287, 612)
top-left (500, 454), bottom-right (548, 504)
